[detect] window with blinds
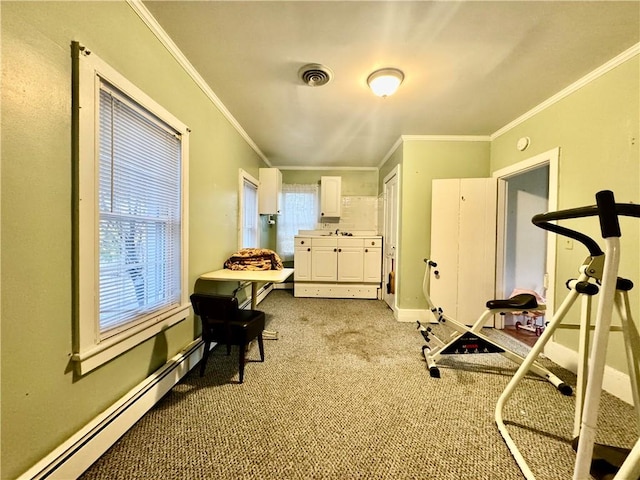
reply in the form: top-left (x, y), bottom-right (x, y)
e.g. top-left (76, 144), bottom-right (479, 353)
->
top-left (98, 83), bottom-right (182, 336)
top-left (73, 42), bottom-right (189, 373)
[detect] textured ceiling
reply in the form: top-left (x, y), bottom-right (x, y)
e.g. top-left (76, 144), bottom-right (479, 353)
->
top-left (143, 1), bottom-right (640, 168)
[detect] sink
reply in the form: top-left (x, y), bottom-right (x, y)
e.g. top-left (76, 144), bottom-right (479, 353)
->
top-left (297, 230), bottom-right (380, 237)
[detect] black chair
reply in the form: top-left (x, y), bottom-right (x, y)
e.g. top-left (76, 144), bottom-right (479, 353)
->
top-left (190, 293), bottom-right (266, 383)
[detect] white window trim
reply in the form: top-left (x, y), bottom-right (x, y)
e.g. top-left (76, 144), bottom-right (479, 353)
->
top-left (73, 43), bottom-right (190, 374)
top-left (238, 169), bottom-right (260, 250)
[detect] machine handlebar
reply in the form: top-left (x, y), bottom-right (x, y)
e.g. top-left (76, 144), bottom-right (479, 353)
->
top-left (532, 190), bottom-right (640, 256)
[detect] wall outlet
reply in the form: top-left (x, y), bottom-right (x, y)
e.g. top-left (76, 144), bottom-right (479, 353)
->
top-left (564, 238), bottom-right (574, 250)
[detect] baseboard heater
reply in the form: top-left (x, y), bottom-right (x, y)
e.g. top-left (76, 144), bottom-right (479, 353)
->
top-left (239, 282), bottom-right (273, 309)
top-left (19, 338), bottom-right (204, 480)
top-left (20, 283), bottom-right (275, 480)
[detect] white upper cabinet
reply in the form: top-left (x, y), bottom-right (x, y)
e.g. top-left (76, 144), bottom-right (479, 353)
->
top-left (320, 176), bottom-right (341, 218)
top-left (259, 168), bottom-right (282, 215)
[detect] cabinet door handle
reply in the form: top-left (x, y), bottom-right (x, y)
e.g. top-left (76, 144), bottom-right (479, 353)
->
top-left (301, 240), bottom-right (305, 245)
top-left (307, 248), bottom-right (311, 252)
top-left (334, 248), bottom-right (337, 252)
top-left (338, 248), bottom-right (342, 252)
top-left (321, 212), bottom-right (325, 216)
top-left (365, 248), bottom-right (369, 252)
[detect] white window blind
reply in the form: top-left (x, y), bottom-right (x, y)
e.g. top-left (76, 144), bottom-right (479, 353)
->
top-left (98, 83), bottom-right (182, 335)
top-left (241, 177), bottom-right (259, 248)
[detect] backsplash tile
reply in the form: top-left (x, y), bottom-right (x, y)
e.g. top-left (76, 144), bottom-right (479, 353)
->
top-left (318, 196), bottom-right (380, 233)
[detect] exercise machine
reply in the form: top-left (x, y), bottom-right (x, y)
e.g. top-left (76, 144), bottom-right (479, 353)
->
top-left (417, 258), bottom-right (572, 395)
top-left (495, 190), bottom-right (640, 480)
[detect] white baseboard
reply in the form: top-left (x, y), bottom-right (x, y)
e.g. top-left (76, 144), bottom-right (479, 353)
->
top-left (239, 283), bottom-right (273, 309)
top-left (396, 307), bottom-right (431, 323)
top-left (544, 339), bottom-right (634, 405)
top-left (19, 339), bottom-right (204, 480)
top-left (21, 284), bottom-right (276, 479)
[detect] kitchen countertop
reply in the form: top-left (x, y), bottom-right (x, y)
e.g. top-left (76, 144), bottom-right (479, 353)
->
top-left (297, 230), bottom-right (381, 237)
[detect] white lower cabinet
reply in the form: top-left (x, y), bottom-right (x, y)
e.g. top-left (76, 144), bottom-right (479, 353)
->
top-left (294, 237), bottom-right (312, 281)
top-left (311, 245), bottom-right (338, 281)
top-left (337, 245), bottom-right (364, 282)
top-left (364, 247), bottom-right (382, 282)
top-left (294, 236), bottom-right (382, 299)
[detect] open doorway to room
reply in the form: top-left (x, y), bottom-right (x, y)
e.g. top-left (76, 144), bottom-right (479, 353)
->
top-left (494, 148), bottom-right (559, 347)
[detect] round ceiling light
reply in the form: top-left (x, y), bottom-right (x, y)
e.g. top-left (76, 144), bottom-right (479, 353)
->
top-left (367, 68), bottom-right (404, 97)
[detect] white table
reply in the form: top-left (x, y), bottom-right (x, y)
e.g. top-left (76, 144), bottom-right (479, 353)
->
top-left (198, 268), bottom-right (294, 339)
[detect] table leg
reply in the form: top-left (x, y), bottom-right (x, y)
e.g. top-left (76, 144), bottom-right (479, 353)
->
top-left (251, 281), bottom-right (278, 340)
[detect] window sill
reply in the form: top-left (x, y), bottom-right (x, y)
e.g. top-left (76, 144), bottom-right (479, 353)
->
top-left (72, 303), bottom-right (191, 375)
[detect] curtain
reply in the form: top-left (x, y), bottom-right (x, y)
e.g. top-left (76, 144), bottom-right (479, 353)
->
top-left (276, 184), bottom-right (319, 261)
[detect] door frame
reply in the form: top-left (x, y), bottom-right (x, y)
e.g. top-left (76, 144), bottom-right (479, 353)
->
top-left (383, 164), bottom-right (401, 314)
top-left (492, 147), bottom-right (559, 329)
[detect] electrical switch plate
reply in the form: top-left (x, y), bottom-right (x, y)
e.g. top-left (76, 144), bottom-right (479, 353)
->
top-left (564, 238), bottom-right (573, 250)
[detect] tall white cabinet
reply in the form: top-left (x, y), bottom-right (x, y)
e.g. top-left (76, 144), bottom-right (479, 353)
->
top-left (430, 178), bottom-right (497, 325)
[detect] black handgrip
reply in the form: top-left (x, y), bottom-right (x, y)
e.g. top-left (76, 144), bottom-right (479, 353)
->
top-left (423, 258), bottom-right (438, 267)
top-left (532, 214), bottom-right (603, 256)
top-left (531, 191), bottom-right (640, 255)
top-left (596, 190), bottom-right (621, 238)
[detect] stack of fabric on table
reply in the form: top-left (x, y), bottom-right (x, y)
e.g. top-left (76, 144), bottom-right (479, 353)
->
top-left (223, 248), bottom-right (283, 271)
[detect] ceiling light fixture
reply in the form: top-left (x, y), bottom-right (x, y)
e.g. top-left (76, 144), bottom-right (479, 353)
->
top-left (367, 68), bottom-right (404, 97)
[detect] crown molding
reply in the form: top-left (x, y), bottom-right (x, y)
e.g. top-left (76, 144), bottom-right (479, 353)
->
top-left (401, 134), bottom-right (491, 142)
top-left (275, 165), bottom-right (378, 171)
top-left (377, 136), bottom-right (405, 170)
top-left (126, 0), bottom-right (271, 167)
top-left (491, 42), bottom-right (640, 140)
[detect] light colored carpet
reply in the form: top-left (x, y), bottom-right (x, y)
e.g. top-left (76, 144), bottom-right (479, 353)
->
top-left (81, 290), bottom-right (637, 479)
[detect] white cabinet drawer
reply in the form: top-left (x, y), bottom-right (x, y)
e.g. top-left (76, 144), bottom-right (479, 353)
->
top-left (337, 237), bottom-right (364, 247)
top-left (295, 237), bottom-right (312, 247)
top-left (364, 237), bottom-right (382, 247)
top-left (311, 237), bottom-right (337, 247)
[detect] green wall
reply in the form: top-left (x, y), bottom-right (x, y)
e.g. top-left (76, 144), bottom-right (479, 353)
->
top-left (2, 2), bottom-right (637, 477)
top-left (397, 140), bottom-right (491, 309)
top-left (282, 169), bottom-right (378, 196)
top-left (491, 56), bottom-right (640, 373)
top-left (1, 2), bottom-right (265, 477)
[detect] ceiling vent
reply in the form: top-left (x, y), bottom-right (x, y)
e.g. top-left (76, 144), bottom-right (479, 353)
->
top-left (298, 64), bottom-right (333, 87)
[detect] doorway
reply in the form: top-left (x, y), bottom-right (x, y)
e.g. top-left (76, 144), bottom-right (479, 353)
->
top-left (494, 148), bottom-right (559, 346)
top-left (383, 165), bottom-right (400, 313)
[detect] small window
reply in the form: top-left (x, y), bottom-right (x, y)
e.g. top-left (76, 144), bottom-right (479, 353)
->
top-left (73, 43), bottom-right (190, 374)
top-left (239, 170), bottom-right (259, 249)
top-left (276, 184), bottom-right (319, 261)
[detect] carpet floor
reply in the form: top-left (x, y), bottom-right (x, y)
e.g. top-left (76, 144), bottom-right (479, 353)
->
top-left (80, 290), bottom-right (637, 479)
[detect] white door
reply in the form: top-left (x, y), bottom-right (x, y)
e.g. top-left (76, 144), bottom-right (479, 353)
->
top-left (383, 166), bottom-right (400, 310)
top-left (429, 179), bottom-right (461, 318)
top-left (430, 178), bottom-right (497, 326)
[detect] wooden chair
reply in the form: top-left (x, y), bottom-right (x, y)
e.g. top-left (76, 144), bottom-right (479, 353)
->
top-left (190, 293), bottom-right (265, 383)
